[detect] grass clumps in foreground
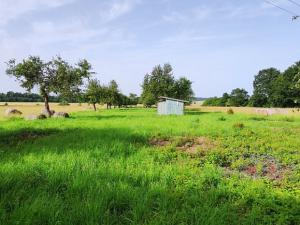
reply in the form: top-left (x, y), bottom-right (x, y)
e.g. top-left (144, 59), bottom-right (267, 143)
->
top-left (0, 109), bottom-right (299, 225)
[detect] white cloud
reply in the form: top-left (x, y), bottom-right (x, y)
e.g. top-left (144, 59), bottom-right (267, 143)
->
top-left (30, 20), bottom-right (102, 45)
top-left (162, 6), bottom-right (212, 23)
top-left (160, 30), bottom-right (244, 46)
top-left (0, 0), bottom-right (74, 26)
top-left (100, 0), bottom-right (141, 22)
top-left (162, 1), bottom-right (289, 24)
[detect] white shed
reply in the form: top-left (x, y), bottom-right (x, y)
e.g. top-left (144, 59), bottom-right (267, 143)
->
top-left (157, 97), bottom-right (189, 115)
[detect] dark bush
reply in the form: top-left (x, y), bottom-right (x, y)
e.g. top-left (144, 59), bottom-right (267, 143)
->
top-left (227, 108), bottom-right (234, 115)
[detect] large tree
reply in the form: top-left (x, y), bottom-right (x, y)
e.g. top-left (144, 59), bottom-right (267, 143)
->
top-left (141, 63), bottom-right (193, 106)
top-left (6, 56), bottom-right (93, 116)
top-left (173, 77), bottom-right (194, 100)
top-left (251, 68), bottom-right (281, 107)
top-left (281, 61), bottom-right (300, 107)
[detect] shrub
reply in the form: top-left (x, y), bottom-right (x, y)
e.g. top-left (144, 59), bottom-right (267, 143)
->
top-left (283, 117), bottom-right (294, 122)
top-left (227, 108), bottom-right (234, 115)
top-left (249, 116), bottom-right (266, 121)
top-left (218, 116), bottom-right (226, 121)
top-left (4, 102), bottom-right (8, 106)
top-left (37, 114), bottom-right (47, 120)
top-left (233, 123), bottom-right (245, 129)
top-left (58, 101), bottom-right (70, 106)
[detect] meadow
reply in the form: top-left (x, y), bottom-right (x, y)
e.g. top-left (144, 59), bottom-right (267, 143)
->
top-left (0, 105), bottom-right (299, 225)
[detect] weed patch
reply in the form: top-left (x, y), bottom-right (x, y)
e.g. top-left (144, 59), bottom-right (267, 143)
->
top-left (249, 116), bottom-right (267, 121)
top-left (233, 123), bottom-right (245, 129)
top-left (218, 116), bottom-right (226, 121)
top-left (227, 108), bottom-right (234, 115)
top-left (226, 154), bottom-right (293, 181)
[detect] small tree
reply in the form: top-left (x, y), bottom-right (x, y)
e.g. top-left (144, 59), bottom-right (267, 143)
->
top-left (128, 93), bottom-right (139, 106)
top-left (86, 79), bottom-right (102, 111)
top-left (141, 63), bottom-right (193, 106)
top-left (220, 92), bottom-right (230, 106)
top-left (6, 56), bottom-right (93, 116)
top-left (104, 80), bottom-right (120, 109)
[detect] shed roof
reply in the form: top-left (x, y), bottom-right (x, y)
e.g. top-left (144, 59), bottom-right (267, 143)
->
top-left (158, 96), bottom-right (189, 103)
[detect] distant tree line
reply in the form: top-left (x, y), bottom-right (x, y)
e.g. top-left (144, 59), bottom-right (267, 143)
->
top-left (202, 88), bottom-right (249, 107)
top-left (203, 61), bottom-right (300, 107)
top-left (0, 91), bottom-right (61, 102)
top-left (85, 79), bottom-right (139, 111)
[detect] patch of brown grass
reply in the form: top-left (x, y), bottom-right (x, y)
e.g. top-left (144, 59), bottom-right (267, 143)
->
top-left (0, 102), bottom-right (98, 120)
top-left (186, 105), bottom-right (300, 116)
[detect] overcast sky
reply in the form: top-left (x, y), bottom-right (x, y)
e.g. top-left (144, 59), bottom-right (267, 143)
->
top-left (0, 0), bottom-right (300, 97)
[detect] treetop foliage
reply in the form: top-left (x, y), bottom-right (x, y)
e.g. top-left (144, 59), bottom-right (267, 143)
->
top-left (141, 63), bottom-right (194, 107)
top-left (203, 61), bottom-right (300, 108)
top-left (6, 56), bottom-right (93, 115)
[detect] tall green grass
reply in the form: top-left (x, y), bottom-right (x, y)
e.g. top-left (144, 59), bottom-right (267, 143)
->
top-left (0, 109), bottom-right (299, 225)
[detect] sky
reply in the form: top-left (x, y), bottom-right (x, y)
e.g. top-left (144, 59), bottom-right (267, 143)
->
top-left (0, 0), bottom-right (300, 97)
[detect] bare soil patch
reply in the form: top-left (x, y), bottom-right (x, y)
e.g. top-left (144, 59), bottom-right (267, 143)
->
top-left (149, 137), bottom-right (171, 147)
top-left (176, 137), bottom-right (216, 155)
top-left (149, 136), bottom-right (216, 155)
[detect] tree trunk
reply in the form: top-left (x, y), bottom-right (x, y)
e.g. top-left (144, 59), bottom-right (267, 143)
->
top-left (44, 94), bottom-right (51, 117)
top-left (93, 103), bottom-right (96, 111)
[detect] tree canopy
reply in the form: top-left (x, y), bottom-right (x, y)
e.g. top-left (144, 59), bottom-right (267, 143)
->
top-left (141, 63), bottom-right (193, 107)
top-left (250, 62), bottom-right (300, 107)
top-left (203, 89), bottom-right (249, 107)
top-left (6, 56), bottom-right (93, 115)
top-left (228, 88), bottom-right (249, 107)
top-left (203, 61), bottom-right (300, 108)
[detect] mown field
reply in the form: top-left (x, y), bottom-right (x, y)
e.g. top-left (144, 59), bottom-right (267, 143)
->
top-left (0, 107), bottom-right (299, 225)
top-left (0, 103), bottom-right (92, 120)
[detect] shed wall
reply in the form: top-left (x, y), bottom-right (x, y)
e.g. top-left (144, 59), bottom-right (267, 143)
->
top-left (157, 101), bottom-right (166, 115)
top-left (158, 100), bottom-right (184, 115)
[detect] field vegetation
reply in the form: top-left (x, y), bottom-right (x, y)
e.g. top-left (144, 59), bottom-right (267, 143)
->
top-left (0, 107), bottom-right (299, 225)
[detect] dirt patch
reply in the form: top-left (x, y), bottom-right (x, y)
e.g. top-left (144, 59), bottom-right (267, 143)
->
top-left (149, 136), bottom-right (216, 155)
top-left (149, 137), bottom-right (171, 147)
top-left (176, 137), bottom-right (216, 155)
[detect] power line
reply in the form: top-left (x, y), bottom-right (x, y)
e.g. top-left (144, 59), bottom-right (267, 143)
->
top-left (263, 0), bottom-right (299, 16)
top-left (286, 0), bottom-right (300, 8)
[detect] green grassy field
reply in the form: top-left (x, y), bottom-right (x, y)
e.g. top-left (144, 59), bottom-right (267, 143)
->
top-left (0, 109), bottom-right (299, 225)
